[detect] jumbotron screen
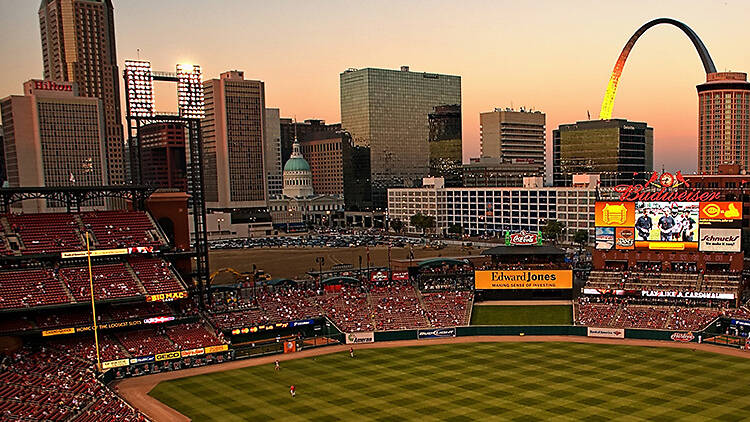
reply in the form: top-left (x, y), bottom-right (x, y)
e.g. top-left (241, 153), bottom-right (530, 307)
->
top-left (595, 201), bottom-right (742, 252)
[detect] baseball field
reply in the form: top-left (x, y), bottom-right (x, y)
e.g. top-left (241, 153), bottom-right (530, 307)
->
top-left (147, 341), bottom-right (750, 421)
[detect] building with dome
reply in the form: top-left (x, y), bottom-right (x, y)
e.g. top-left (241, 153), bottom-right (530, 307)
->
top-left (283, 140), bottom-right (314, 197)
top-left (269, 138), bottom-right (344, 231)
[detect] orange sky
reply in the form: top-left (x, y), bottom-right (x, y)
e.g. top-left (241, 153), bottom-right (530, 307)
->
top-left (1, 0), bottom-right (749, 174)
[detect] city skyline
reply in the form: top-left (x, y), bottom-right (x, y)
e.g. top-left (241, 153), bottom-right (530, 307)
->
top-left (2, 0), bottom-right (749, 174)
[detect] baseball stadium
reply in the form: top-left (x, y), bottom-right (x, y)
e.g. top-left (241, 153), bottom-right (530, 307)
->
top-left (1, 182), bottom-right (750, 422)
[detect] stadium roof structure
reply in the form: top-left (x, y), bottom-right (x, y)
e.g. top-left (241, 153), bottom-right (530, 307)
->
top-left (481, 245), bottom-right (565, 256)
top-left (417, 257), bottom-right (471, 268)
top-left (321, 276), bottom-right (360, 285)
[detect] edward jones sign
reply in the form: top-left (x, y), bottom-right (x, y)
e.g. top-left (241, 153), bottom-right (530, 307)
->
top-left (474, 270), bottom-right (572, 289)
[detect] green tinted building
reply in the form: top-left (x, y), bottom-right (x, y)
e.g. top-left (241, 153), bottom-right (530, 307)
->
top-left (553, 119), bottom-right (653, 187)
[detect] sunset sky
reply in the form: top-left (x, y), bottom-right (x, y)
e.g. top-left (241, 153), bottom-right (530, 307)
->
top-left (1, 0), bottom-right (749, 174)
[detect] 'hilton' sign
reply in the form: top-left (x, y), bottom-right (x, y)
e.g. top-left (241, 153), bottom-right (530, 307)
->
top-left (34, 80), bottom-right (72, 92)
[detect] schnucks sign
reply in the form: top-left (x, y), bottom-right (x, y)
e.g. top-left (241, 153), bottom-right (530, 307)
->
top-left (505, 230), bottom-right (542, 246)
top-left (614, 171), bottom-right (721, 202)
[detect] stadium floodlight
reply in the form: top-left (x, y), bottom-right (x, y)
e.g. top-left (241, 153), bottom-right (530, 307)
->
top-left (124, 60), bottom-right (155, 118)
top-left (177, 63), bottom-right (205, 119)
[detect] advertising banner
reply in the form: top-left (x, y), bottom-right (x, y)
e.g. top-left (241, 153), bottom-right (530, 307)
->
top-left (587, 327), bottom-right (625, 338)
top-left (61, 248), bottom-right (129, 259)
top-left (417, 328), bottom-right (456, 339)
top-left (505, 230), bottom-right (543, 246)
top-left (582, 288), bottom-right (625, 295)
top-left (595, 227), bottom-right (614, 250)
top-left (180, 348), bottom-right (205, 358)
top-left (144, 316), bottom-right (175, 325)
top-left (346, 331), bottom-right (375, 344)
top-left (474, 270), bottom-right (573, 290)
top-left (204, 344), bottom-right (229, 354)
top-left (101, 358), bottom-right (130, 369)
top-left (155, 351), bottom-right (181, 361)
top-left (671, 332), bottom-right (695, 343)
top-left (129, 355), bottom-right (155, 365)
top-left (699, 228), bottom-right (741, 252)
top-left (730, 319), bottom-right (750, 327)
top-left (595, 202), bottom-right (635, 227)
top-left (76, 319), bottom-right (143, 333)
top-left (699, 201), bottom-right (742, 224)
top-left (641, 290), bottom-right (734, 300)
top-left (391, 271), bottom-right (409, 281)
top-left (146, 291), bottom-right (188, 302)
top-left (291, 319), bottom-right (315, 327)
top-left (615, 227), bottom-right (635, 250)
top-left (283, 340), bottom-right (297, 353)
top-left (370, 271), bottom-right (388, 282)
top-left (41, 327), bottom-right (75, 337)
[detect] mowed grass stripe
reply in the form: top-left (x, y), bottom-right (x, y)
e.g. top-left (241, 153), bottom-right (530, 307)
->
top-left (149, 342), bottom-right (750, 421)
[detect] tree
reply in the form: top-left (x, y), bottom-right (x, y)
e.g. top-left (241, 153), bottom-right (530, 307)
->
top-left (410, 213), bottom-right (435, 235)
top-left (447, 224), bottom-right (463, 235)
top-left (541, 219), bottom-right (565, 244)
top-left (390, 218), bottom-right (404, 234)
top-left (573, 229), bottom-right (589, 248)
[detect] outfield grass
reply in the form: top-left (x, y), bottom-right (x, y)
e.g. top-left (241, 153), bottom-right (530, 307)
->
top-left (470, 305), bottom-right (572, 325)
top-left (149, 342), bottom-right (750, 421)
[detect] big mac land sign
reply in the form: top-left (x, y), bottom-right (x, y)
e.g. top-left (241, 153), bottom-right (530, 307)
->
top-left (614, 171), bottom-right (721, 202)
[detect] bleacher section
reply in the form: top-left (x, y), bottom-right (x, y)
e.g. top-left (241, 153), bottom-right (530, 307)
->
top-left (60, 263), bottom-right (142, 302)
top-left (206, 283), bottom-right (472, 333)
top-left (0, 269), bottom-right (71, 309)
top-left (128, 257), bottom-right (187, 295)
top-left (80, 211), bottom-right (165, 249)
top-left (0, 210), bottom-right (166, 256)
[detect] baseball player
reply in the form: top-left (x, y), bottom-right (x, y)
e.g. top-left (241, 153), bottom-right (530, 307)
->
top-left (290, 385), bottom-right (296, 398)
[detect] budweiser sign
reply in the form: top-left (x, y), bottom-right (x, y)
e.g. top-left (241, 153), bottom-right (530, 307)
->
top-left (614, 171), bottom-right (720, 202)
top-left (505, 230), bottom-right (542, 246)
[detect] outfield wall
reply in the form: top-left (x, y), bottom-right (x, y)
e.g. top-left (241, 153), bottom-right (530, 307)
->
top-left (373, 325), bottom-right (697, 343)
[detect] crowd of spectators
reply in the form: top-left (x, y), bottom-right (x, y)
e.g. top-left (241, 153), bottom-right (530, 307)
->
top-left (206, 282), bottom-right (474, 333)
top-left (0, 346), bottom-right (147, 421)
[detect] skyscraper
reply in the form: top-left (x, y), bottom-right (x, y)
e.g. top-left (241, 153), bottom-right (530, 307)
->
top-left (428, 105), bottom-right (462, 187)
top-left (279, 119), bottom-right (340, 167)
top-left (340, 66), bottom-right (461, 207)
top-left (553, 119), bottom-right (653, 187)
top-left (697, 72), bottom-right (750, 174)
top-left (38, 0), bottom-right (124, 184)
top-left (264, 108), bottom-right (282, 197)
top-left (480, 108), bottom-right (546, 179)
top-left (202, 70), bottom-right (267, 210)
top-left (1, 80), bottom-right (107, 210)
top-left (140, 123), bottom-right (187, 191)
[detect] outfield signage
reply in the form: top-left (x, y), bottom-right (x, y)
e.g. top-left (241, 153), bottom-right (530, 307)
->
top-left (346, 331), bottom-right (374, 344)
top-left (474, 270), bottom-right (573, 290)
top-left (417, 328), bottom-right (456, 339)
top-left (101, 358), bottom-right (130, 369)
top-left (61, 248), bottom-right (129, 259)
top-left (205, 344), bottom-right (229, 354)
top-left (587, 327), bottom-right (625, 339)
top-left (641, 290), bottom-right (734, 300)
top-left (730, 319), bottom-right (750, 327)
top-left (155, 351), bottom-right (181, 361)
top-left (613, 171), bottom-right (721, 202)
top-left (181, 348), bottom-right (205, 358)
top-left (505, 230), bottom-right (542, 246)
top-left (146, 291), bottom-right (188, 302)
top-left (41, 327), bottom-right (75, 337)
top-left (129, 355), bottom-right (155, 365)
top-left (670, 332), bottom-right (695, 343)
top-left (699, 228), bottom-right (741, 252)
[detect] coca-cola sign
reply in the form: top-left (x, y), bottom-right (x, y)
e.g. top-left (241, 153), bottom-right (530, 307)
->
top-left (505, 230), bottom-right (542, 246)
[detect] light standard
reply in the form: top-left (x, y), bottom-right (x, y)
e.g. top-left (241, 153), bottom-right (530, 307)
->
top-left (315, 256), bottom-right (325, 288)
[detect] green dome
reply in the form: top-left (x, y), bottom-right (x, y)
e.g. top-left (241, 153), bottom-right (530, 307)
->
top-left (284, 157), bottom-right (310, 172)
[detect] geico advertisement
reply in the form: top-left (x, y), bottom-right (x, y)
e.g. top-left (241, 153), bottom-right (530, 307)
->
top-left (474, 270), bottom-right (573, 289)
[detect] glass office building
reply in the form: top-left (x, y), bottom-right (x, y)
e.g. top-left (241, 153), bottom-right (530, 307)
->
top-left (340, 66), bottom-right (461, 207)
top-left (553, 119), bottom-right (653, 187)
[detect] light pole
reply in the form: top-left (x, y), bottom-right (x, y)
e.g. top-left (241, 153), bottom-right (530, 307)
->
top-left (316, 256), bottom-right (325, 288)
top-left (217, 217), bottom-right (225, 239)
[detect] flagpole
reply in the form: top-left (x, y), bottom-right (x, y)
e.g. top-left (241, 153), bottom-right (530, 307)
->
top-left (86, 232), bottom-right (102, 371)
